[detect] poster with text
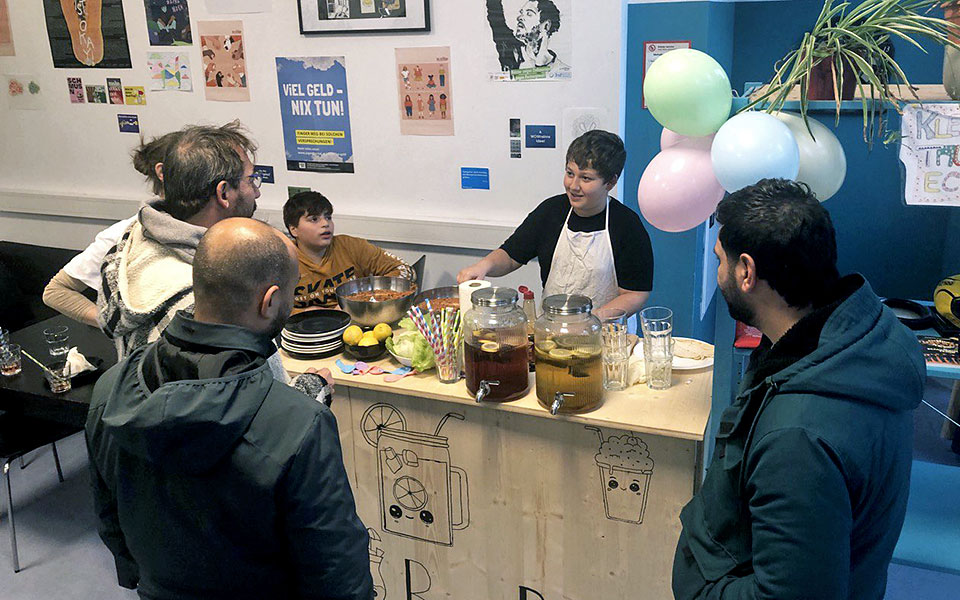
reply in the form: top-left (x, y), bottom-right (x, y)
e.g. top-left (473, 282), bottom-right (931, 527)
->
top-left (67, 77), bottom-right (84, 103)
top-left (396, 46), bottom-right (453, 136)
top-left (148, 51), bottom-right (192, 91)
top-left (276, 57), bottom-right (354, 173)
top-left (0, 0), bottom-right (14, 56)
top-left (107, 77), bottom-right (124, 104)
top-left (124, 85), bottom-right (146, 105)
top-left (485, 0), bottom-right (571, 81)
top-left (43, 0), bottom-right (132, 68)
top-left (144, 0), bottom-right (192, 46)
top-left (5, 75), bottom-right (42, 110)
top-left (199, 20), bottom-right (248, 101)
top-left (899, 103), bottom-right (960, 207)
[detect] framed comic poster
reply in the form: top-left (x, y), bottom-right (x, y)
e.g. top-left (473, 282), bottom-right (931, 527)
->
top-left (298, 0), bottom-right (429, 35)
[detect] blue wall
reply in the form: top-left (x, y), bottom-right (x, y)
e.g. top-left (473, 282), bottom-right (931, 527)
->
top-left (624, 1), bottom-right (735, 340)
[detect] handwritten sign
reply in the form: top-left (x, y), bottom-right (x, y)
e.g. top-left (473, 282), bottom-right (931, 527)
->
top-left (899, 103), bottom-right (960, 206)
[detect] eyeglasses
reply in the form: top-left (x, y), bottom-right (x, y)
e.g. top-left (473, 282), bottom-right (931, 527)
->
top-left (246, 173), bottom-right (263, 190)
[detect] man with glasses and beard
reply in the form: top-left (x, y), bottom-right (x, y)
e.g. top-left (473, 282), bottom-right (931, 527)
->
top-left (87, 218), bottom-right (372, 599)
top-left (673, 179), bottom-right (924, 599)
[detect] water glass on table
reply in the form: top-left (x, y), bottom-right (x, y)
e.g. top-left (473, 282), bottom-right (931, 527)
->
top-left (597, 308), bottom-right (629, 391)
top-left (43, 325), bottom-right (70, 357)
top-left (1, 343), bottom-right (22, 376)
top-left (640, 307), bottom-right (673, 390)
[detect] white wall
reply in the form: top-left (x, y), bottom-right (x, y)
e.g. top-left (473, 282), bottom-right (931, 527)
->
top-left (0, 0), bottom-right (624, 297)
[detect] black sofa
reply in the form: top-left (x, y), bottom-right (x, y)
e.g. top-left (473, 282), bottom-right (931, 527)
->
top-left (0, 241), bottom-right (89, 331)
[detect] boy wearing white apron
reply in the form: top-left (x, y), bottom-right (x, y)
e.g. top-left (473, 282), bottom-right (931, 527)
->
top-left (458, 130), bottom-right (653, 318)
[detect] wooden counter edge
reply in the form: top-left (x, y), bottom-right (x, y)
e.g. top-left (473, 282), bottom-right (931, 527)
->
top-left (282, 351), bottom-right (713, 443)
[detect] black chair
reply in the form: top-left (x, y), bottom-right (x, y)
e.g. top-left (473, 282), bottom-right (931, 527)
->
top-left (411, 255), bottom-right (426, 292)
top-left (0, 412), bottom-right (82, 572)
top-left (0, 241), bottom-right (86, 331)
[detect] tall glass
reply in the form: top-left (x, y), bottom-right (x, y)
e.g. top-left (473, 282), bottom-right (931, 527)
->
top-left (43, 325), bottom-right (70, 357)
top-left (640, 307), bottom-right (673, 390)
top-left (1, 343), bottom-right (22, 376)
top-left (597, 308), bottom-right (629, 391)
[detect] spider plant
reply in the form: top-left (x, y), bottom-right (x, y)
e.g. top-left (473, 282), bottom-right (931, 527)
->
top-left (740, 0), bottom-right (960, 144)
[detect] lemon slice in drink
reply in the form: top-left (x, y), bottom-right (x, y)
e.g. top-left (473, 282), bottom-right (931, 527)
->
top-left (573, 346), bottom-right (601, 359)
top-left (537, 339), bottom-right (557, 352)
top-left (481, 341), bottom-right (500, 353)
top-left (548, 348), bottom-right (573, 360)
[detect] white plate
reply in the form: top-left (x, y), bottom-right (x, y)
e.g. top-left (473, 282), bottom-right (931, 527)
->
top-left (632, 337), bottom-right (714, 370)
top-left (281, 340), bottom-right (343, 352)
top-left (386, 346), bottom-right (413, 368)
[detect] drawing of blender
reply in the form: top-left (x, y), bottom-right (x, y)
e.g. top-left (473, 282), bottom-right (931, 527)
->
top-left (586, 426), bottom-right (655, 524)
top-left (361, 404), bottom-right (470, 546)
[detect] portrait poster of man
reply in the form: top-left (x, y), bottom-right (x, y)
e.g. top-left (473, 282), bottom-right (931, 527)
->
top-left (486, 0), bottom-right (571, 81)
top-left (43, 0), bottom-right (132, 68)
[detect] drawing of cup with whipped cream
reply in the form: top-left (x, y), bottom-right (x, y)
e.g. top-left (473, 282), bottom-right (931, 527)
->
top-left (587, 427), bottom-right (655, 524)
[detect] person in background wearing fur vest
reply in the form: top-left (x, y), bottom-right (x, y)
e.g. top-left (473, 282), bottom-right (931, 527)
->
top-left (98, 122), bottom-right (260, 360)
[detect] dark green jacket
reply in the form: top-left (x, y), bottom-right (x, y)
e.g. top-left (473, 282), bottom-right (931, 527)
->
top-left (86, 313), bottom-right (373, 600)
top-left (673, 276), bottom-right (925, 599)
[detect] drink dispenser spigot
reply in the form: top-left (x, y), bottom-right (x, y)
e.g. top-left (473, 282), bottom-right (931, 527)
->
top-left (475, 380), bottom-right (500, 403)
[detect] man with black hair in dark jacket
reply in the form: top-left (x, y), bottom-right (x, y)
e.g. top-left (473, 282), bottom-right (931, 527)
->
top-left (87, 218), bottom-right (372, 600)
top-left (673, 179), bottom-right (925, 599)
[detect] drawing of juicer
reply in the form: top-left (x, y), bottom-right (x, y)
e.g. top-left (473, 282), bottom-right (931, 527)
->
top-left (586, 426), bottom-right (655, 524)
top-left (361, 404), bottom-right (470, 546)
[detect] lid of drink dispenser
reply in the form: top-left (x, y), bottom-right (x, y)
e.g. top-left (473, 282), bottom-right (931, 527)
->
top-left (472, 287), bottom-right (519, 307)
top-left (542, 294), bottom-right (592, 315)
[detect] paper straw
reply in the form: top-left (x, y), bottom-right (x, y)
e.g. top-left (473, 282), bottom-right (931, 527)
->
top-left (20, 348), bottom-right (57, 377)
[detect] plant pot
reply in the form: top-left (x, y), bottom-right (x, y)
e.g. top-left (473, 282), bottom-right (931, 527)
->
top-left (944, 3), bottom-right (960, 45)
top-left (807, 56), bottom-right (858, 101)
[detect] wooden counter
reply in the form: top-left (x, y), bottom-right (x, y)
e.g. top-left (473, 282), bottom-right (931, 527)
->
top-left (282, 350), bottom-right (714, 600)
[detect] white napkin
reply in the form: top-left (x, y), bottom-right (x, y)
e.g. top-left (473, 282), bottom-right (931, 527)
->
top-left (65, 347), bottom-right (96, 377)
top-left (627, 354), bottom-right (647, 386)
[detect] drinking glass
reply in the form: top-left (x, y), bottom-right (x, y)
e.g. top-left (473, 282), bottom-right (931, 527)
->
top-left (44, 363), bottom-right (72, 394)
top-left (597, 308), bottom-right (629, 391)
top-left (43, 325), bottom-right (70, 357)
top-left (0, 327), bottom-right (9, 349)
top-left (436, 344), bottom-right (462, 384)
top-left (640, 307), bottom-right (673, 390)
top-left (1, 343), bottom-right (22, 376)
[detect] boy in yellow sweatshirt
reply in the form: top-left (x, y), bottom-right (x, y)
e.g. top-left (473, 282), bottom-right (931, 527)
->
top-left (283, 191), bottom-right (414, 313)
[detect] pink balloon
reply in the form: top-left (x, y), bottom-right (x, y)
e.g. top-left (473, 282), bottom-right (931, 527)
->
top-left (638, 141), bottom-right (725, 233)
top-left (660, 128), bottom-right (714, 151)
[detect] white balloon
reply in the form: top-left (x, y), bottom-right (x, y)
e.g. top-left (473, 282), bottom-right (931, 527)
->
top-left (710, 112), bottom-right (800, 193)
top-left (772, 112), bottom-right (847, 202)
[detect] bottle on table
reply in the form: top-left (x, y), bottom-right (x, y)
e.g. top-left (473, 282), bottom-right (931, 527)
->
top-left (518, 285), bottom-right (537, 372)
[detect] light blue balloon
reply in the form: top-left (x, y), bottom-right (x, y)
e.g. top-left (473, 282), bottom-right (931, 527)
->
top-left (710, 112), bottom-right (800, 193)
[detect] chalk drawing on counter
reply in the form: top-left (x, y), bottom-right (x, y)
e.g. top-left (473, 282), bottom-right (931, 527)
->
top-left (368, 528), bottom-right (386, 598)
top-left (360, 403), bottom-right (470, 546)
top-left (585, 426), bottom-right (655, 525)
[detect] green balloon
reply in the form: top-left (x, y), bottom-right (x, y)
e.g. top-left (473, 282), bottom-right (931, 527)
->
top-left (643, 49), bottom-right (733, 137)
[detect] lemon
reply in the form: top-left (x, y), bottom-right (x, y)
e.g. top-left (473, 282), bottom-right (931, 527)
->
top-left (537, 339), bottom-right (557, 352)
top-left (480, 341), bottom-right (500, 353)
top-left (548, 348), bottom-right (573, 360)
top-left (373, 323), bottom-right (393, 341)
top-left (343, 325), bottom-right (363, 346)
top-left (358, 334), bottom-right (380, 347)
top-left (573, 345), bottom-right (602, 359)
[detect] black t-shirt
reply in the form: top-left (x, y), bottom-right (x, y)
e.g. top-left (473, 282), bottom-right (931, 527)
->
top-left (500, 194), bottom-right (654, 291)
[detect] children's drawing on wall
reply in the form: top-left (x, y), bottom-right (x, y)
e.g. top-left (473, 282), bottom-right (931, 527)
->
top-left (360, 404), bottom-right (470, 546)
top-left (148, 51), bottom-right (192, 91)
top-left (486, 0), bottom-right (571, 81)
top-left (368, 528), bottom-right (387, 599)
top-left (276, 56), bottom-right (355, 173)
top-left (198, 20), bottom-right (248, 101)
top-left (395, 46), bottom-right (454, 136)
top-left (144, 0), bottom-right (192, 46)
top-left (585, 426), bottom-right (654, 525)
top-left (900, 103), bottom-right (960, 207)
top-left (43, 0), bottom-right (132, 68)
top-left (0, 0), bottom-right (15, 56)
top-left (5, 75), bottom-right (42, 110)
